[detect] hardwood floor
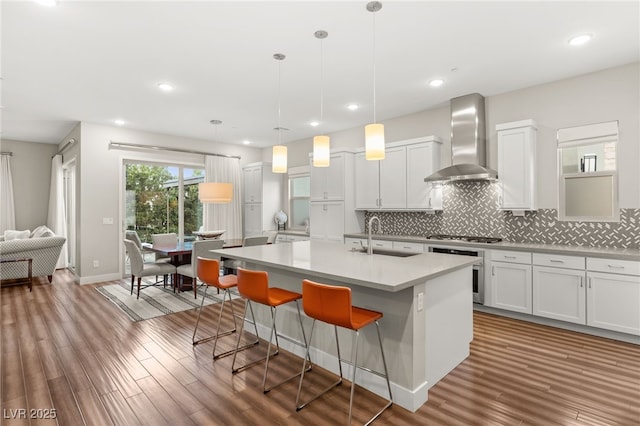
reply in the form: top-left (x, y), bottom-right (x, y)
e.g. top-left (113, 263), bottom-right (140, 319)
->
top-left (2, 270), bottom-right (639, 425)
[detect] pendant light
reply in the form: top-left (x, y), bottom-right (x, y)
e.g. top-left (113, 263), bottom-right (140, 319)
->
top-left (365, 1), bottom-right (385, 161)
top-left (272, 53), bottom-right (288, 173)
top-left (199, 119), bottom-right (233, 204)
top-left (313, 30), bottom-right (330, 168)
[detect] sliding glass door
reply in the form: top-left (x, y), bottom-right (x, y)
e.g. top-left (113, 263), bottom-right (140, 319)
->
top-left (124, 161), bottom-right (204, 246)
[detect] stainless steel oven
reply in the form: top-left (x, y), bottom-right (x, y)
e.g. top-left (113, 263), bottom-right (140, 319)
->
top-left (428, 246), bottom-right (484, 304)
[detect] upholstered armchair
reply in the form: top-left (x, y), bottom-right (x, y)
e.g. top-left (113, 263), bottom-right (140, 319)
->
top-left (0, 235), bottom-right (66, 282)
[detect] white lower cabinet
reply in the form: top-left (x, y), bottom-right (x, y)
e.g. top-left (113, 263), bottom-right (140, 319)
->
top-left (243, 203), bottom-right (263, 238)
top-left (275, 234), bottom-right (309, 243)
top-left (309, 202), bottom-right (345, 243)
top-left (587, 270), bottom-right (640, 335)
top-left (490, 253), bottom-right (532, 314)
top-left (533, 266), bottom-right (585, 325)
top-left (491, 262), bottom-right (532, 314)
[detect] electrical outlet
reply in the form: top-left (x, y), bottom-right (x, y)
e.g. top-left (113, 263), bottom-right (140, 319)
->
top-left (93, 260), bottom-right (99, 268)
top-left (417, 292), bottom-right (424, 312)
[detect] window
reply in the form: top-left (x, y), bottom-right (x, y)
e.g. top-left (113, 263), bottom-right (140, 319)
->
top-left (124, 162), bottom-right (204, 243)
top-left (288, 173), bottom-right (310, 231)
top-left (557, 121), bottom-right (619, 222)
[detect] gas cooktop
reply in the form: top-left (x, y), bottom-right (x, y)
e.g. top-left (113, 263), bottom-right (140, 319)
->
top-left (428, 234), bottom-right (503, 244)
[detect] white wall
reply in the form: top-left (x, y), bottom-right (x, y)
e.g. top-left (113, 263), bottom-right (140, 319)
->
top-left (272, 62), bottom-right (640, 209)
top-left (0, 139), bottom-right (58, 230)
top-left (75, 123), bottom-right (264, 284)
top-left (486, 62), bottom-right (639, 209)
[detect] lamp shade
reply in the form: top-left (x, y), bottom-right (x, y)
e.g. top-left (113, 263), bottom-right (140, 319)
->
top-left (313, 135), bottom-right (330, 167)
top-left (198, 182), bottom-right (233, 203)
top-left (272, 145), bottom-right (288, 173)
top-left (365, 123), bottom-right (385, 160)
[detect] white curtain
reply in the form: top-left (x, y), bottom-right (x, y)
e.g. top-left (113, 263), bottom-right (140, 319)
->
top-left (48, 155), bottom-right (68, 269)
top-left (204, 155), bottom-right (242, 240)
top-left (1, 154), bottom-right (16, 232)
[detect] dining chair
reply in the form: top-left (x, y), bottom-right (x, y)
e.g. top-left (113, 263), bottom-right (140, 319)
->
top-left (176, 239), bottom-right (224, 298)
top-left (151, 232), bottom-right (178, 263)
top-left (223, 235), bottom-right (269, 274)
top-left (125, 230), bottom-right (154, 263)
top-left (123, 239), bottom-right (176, 299)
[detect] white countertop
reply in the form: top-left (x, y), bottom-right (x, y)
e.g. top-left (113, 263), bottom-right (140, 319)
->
top-left (211, 240), bottom-right (477, 292)
top-left (344, 233), bottom-right (640, 261)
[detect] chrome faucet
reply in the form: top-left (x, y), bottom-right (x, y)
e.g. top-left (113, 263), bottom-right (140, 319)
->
top-left (367, 216), bottom-right (381, 255)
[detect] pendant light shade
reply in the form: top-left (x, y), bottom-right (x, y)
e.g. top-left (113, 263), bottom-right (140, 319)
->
top-left (272, 145), bottom-right (288, 173)
top-left (313, 135), bottom-right (330, 167)
top-left (365, 123), bottom-right (385, 160)
top-left (365, 1), bottom-right (385, 161)
top-left (272, 53), bottom-right (288, 173)
top-left (198, 182), bottom-right (233, 204)
top-left (313, 30), bottom-right (331, 168)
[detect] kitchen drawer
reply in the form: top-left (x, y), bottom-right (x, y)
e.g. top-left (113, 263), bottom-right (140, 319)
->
top-left (369, 239), bottom-right (393, 249)
top-left (345, 237), bottom-right (364, 248)
top-left (392, 241), bottom-right (425, 253)
top-left (587, 257), bottom-right (640, 276)
top-left (491, 250), bottom-right (531, 264)
top-left (533, 253), bottom-right (585, 270)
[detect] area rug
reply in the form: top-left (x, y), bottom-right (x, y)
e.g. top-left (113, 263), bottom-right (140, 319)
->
top-left (96, 280), bottom-right (224, 322)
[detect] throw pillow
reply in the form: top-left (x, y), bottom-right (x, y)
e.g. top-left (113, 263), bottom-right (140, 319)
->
top-left (4, 229), bottom-right (31, 240)
top-left (31, 225), bottom-right (53, 238)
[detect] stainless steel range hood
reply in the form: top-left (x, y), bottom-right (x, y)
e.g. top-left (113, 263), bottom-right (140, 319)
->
top-left (425, 93), bottom-right (497, 183)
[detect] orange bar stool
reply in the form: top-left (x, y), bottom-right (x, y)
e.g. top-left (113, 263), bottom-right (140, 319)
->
top-left (231, 268), bottom-right (311, 394)
top-left (193, 257), bottom-right (258, 360)
top-left (296, 279), bottom-right (392, 425)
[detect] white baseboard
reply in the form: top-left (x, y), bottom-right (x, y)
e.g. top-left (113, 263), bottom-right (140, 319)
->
top-left (250, 321), bottom-right (428, 412)
top-left (78, 272), bottom-right (122, 285)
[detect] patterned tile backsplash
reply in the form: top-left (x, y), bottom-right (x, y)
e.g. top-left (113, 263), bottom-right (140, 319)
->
top-left (364, 181), bottom-right (639, 249)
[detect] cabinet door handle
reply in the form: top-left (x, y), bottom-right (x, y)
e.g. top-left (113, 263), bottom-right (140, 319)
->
top-left (580, 276), bottom-right (583, 288)
top-left (492, 266), bottom-right (495, 276)
top-left (323, 204), bottom-right (328, 211)
top-left (549, 259), bottom-right (565, 264)
top-left (504, 256), bottom-right (516, 259)
top-left (588, 277), bottom-right (592, 289)
top-left (428, 197), bottom-right (432, 208)
top-left (607, 264), bottom-right (625, 270)
top-left (499, 195), bottom-right (503, 206)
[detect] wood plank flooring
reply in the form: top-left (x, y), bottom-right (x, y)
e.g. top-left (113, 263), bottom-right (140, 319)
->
top-left (1, 270), bottom-right (639, 425)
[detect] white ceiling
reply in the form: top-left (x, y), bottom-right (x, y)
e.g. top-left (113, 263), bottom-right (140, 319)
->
top-left (2, 1), bottom-right (639, 148)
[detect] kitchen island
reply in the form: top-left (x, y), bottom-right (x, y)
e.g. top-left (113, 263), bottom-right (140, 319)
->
top-left (211, 240), bottom-right (478, 412)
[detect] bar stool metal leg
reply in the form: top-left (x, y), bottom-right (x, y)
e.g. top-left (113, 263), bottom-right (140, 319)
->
top-left (296, 321), bottom-right (343, 411)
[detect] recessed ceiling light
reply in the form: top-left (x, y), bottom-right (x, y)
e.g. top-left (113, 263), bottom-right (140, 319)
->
top-left (243, 140), bottom-right (251, 145)
top-left (429, 79), bottom-right (444, 87)
top-left (568, 34), bottom-right (592, 46)
top-left (347, 104), bottom-right (359, 111)
top-left (157, 82), bottom-right (174, 91)
top-left (36, 0), bottom-right (57, 6)
top-left (310, 121), bottom-right (320, 127)
top-left (114, 119), bottom-right (125, 126)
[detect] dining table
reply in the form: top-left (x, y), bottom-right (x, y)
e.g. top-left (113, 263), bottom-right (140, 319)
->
top-left (145, 238), bottom-right (245, 291)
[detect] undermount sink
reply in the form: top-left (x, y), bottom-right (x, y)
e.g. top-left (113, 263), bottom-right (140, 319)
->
top-left (352, 247), bottom-right (421, 257)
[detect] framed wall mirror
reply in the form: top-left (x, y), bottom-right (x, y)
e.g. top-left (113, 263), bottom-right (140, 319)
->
top-left (557, 121), bottom-right (619, 222)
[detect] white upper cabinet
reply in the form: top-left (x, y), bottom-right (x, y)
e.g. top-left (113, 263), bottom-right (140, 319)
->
top-left (310, 151), bottom-right (346, 201)
top-left (497, 120), bottom-right (537, 211)
top-left (378, 146), bottom-right (407, 209)
top-left (406, 140), bottom-right (442, 209)
top-left (355, 136), bottom-right (442, 210)
top-left (354, 152), bottom-right (380, 209)
top-left (242, 162), bottom-right (282, 237)
top-left (309, 150), bottom-right (359, 242)
top-left (243, 164), bottom-right (264, 203)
